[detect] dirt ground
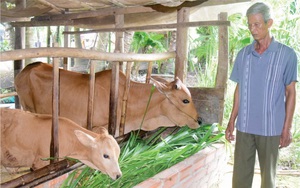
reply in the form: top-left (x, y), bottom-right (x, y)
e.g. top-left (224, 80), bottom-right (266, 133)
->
top-left (212, 157), bottom-right (300, 188)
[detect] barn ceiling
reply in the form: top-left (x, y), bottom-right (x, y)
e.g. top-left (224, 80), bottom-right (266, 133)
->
top-left (1, 0), bottom-right (251, 29)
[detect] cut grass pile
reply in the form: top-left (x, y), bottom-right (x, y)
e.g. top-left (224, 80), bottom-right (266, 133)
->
top-left (61, 124), bottom-right (224, 188)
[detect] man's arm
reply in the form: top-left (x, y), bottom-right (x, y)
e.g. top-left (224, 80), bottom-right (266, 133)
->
top-left (225, 84), bottom-right (239, 143)
top-left (280, 81), bottom-right (296, 148)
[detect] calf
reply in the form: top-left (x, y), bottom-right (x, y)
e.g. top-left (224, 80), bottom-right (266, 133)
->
top-left (0, 108), bottom-right (122, 180)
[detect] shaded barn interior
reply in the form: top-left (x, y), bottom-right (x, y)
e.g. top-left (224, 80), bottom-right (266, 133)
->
top-left (1, 0), bottom-right (251, 186)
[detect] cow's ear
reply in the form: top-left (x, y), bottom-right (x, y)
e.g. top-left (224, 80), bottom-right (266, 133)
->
top-left (151, 78), bottom-right (168, 91)
top-left (74, 130), bottom-right (96, 148)
top-left (98, 127), bottom-right (109, 135)
top-left (172, 77), bottom-right (182, 90)
top-left (151, 76), bottom-right (169, 84)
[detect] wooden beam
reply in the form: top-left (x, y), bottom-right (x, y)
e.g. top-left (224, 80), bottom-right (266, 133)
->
top-left (36, 0), bottom-right (65, 14)
top-left (31, 6), bottom-right (155, 21)
top-left (10, 17), bottom-right (230, 29)
top-left (0, 48), bottom-right (176, 62)
top-left (11, 20), bottom-right (75, 27)
top-left (62, 20), bottom-right (230, 34)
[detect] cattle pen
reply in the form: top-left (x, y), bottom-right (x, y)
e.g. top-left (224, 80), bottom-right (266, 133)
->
top-left (0, 1), bottom-right (233, 186)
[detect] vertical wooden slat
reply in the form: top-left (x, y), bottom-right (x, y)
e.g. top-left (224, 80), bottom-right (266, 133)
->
top-left (51, 56), bottom-right (60, 163)
top-left (175, 7), bottom-right (189, 83)
top-left (146, 61), bottom-right (153, 83)
top-left (120, 61), bottom-right (132, 136)
top-left (109, 62), bottom-right (119, 136)
top-left (87, 60), bottom-right (95, 131)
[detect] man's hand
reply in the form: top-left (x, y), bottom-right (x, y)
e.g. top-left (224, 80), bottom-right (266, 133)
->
top-left (280, 128), bottom-right (292, 148)
top-left (225, 122), bottom-right (235, 143)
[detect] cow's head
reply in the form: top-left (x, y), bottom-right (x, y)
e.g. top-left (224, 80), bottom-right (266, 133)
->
top-left (74, 128), bottom-right (122, 180)
top-left (152, 77), bottom-right (202, 129)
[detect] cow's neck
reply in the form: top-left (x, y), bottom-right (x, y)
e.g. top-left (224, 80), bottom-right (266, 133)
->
top-left (126, 83), bottom-right (174, 131)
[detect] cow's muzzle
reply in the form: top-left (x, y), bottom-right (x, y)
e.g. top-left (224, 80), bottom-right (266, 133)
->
top-left (197, 117), bottom-right (203, 125)
top-left (116, 174), bottom-right (121, 179)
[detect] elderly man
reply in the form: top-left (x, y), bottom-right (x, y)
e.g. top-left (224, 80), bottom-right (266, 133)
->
top-left (225, 2), bottom-right (298, 188)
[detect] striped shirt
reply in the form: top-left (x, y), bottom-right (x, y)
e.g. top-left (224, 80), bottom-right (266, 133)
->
top-left (230, 38), bottom-right (298, 136)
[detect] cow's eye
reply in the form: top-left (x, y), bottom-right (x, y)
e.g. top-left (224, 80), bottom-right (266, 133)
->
top-left (103, 154), bottom-right (110, 159)
top-left (182, 99), bottom-right (190, 104)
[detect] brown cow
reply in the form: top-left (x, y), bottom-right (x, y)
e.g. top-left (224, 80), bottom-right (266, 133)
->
top-left (15, 62), bottom-right (202, 136)
top-left (0, 108), bottom-right (122, 180)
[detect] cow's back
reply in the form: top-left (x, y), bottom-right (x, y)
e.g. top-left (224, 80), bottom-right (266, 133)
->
top-left (15, 62), bottom-right (52, 113)
top-left (15, 62), bottom-right (127, 132)
top-left (0, 108), bottom-right (52, 168)
top-left (15, 62), bottom-right (91, 127)
top-left (0, 108), bottom-right (95, 169)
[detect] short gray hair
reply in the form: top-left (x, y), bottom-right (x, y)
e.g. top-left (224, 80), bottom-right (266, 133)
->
top-left (246, 2), bottom-right (272, 23)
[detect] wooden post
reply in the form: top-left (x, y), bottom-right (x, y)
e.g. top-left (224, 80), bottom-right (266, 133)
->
top-left (216, 12), bottom-right (229, 88)
top-left (115, 14), bottom-right (124, 71)
top-left (63, 22), bottom-right (69, 70)
top-left (215, 12), bottom-right (229, 125)
top-left (51, 54), bottom-right (60, 163)
top-left (47, 26), bottom-right (51, 63)
top-left (87, 60), bottom-right (95, 130)
top-left (175, 7), bottom-right (189, 83)
top-left (108, 14), bottom-right (124, 136)
top-left (13, 0), bottom-right (25, 109)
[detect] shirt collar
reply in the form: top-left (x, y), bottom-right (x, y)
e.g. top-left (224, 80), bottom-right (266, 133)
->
top-left (247, 37), bottom-right (278, 55)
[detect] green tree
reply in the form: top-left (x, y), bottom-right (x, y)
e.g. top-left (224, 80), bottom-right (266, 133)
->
top-left (130, 31), bottom-right (166, 53)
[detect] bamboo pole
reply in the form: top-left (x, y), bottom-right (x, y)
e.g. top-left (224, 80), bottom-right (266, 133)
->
top-left (0, 48), bottom-right (176, 62)
top-left (120, 62), bottom-right (132, 136)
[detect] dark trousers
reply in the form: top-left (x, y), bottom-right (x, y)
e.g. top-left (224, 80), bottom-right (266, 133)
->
top-left (232, 131), bottom-right (280, 188)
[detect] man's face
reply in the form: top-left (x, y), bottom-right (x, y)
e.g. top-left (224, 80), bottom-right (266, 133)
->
top-left (247, 13), bottom-right (272, 41)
